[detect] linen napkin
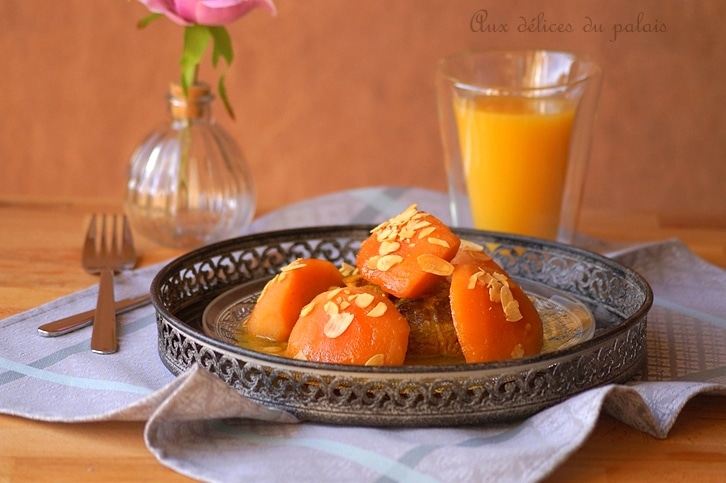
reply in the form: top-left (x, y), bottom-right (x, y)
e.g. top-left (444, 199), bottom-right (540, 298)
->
top-left (1, 186), bottom-right (724, 483)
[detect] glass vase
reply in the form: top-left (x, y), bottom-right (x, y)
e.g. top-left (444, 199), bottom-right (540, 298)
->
top-left (125, 83), bottom-right (256, 249)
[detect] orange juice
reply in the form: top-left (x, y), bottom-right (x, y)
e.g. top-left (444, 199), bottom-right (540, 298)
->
top-left (454, 96), bottom-right (576, 239)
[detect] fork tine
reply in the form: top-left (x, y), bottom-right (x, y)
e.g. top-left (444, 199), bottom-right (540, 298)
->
top-left (121, 215), bottom-right (136, 265)
top-left (82, 214), bottom-right (98, 269)
top-left (100, 214), bottom-right (109, 258)
top-left (110, 215), bottom-right (119, 257)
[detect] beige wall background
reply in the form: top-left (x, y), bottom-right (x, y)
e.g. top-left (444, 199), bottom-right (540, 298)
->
top-left (1, 0), bottom-right (724, 216)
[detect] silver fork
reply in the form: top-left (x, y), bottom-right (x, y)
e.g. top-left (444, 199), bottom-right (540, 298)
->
top-left (82, 214), bottom-right (137, 354)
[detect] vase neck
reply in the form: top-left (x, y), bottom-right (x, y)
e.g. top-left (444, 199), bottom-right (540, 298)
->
top-left (168, 83), bottom-right (213, 122)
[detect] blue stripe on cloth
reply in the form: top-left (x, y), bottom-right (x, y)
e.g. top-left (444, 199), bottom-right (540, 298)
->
top-left (654, 296), bottom-right (726, 330)
top-left (390, 424), bottom-right (530, 476)
top-left (0, 356), bottom-right (154, 395)
top-left (0, 312), bottom-right (156, 394)
top-left (211, 420), bottom-right (440, 483)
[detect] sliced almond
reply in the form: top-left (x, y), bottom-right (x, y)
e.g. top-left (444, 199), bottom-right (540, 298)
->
top-left (299, 300), bottom-right (316, 317)
top-left (364, 353), bottom-right (385, 366)
top-left (353, 292), bottom-right (375, 309)
top-left (427, 237), bottom-right (450, 248)
top-left (417, 226), bottom-right (436, 239)
top-left (492, 272), bottom-right (509, 284)
top-left (416, 253), bottom-right (454, 276)
top-left (504, 300), bottom-right (523, 322)
top-left (339, 262), bottom-right (357, 277)
top-left (398, 225), bottom-right (416, 240)
top-left (510, 343), bottom-right (524, 359)
top-left (281, 259), bottom-right (306, 272)
top-left (376, 254), bottom-right (403, 272)
top-left (323, 300), bottom-right (339, 317)
top-left (488, 279), bottom-right (503, 303)
top-left (293, 350), bottom-right (308, 361)
top-left (378, 240), bottom-right (401, 256)
top-left (366, 301), bottom-right (388, 317)
top-left (500, 284), bottom-right (514, 307)
top-left (390, 204), bottom-right (418, 225)
top-left (366, 256), bottom-right (380, 270)
top-left (459, 239), bottom-right (485, 252)
top-left (323, 312), bottom-right (355, 338)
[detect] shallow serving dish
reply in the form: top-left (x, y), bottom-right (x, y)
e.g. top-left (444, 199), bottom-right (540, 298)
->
top-left (151, 226), bottom-right (653, 427)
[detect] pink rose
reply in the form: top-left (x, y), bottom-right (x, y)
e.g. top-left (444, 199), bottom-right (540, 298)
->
top-left (139, 0), bottom-right (276, 26)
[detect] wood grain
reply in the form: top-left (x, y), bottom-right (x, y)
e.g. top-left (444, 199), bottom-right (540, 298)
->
top-left (1, 197), bottom-right (725, 481)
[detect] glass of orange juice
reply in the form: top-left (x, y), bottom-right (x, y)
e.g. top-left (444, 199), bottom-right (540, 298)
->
top-left (437, 50), bottom-right (601, 243)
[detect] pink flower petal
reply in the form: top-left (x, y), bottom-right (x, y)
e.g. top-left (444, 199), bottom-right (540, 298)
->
top-left (137, 0), bottom-right (193, 26)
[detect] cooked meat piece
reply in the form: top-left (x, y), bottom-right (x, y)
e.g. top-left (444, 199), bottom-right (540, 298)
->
top-left (395, 283), bottom-right (463, 361)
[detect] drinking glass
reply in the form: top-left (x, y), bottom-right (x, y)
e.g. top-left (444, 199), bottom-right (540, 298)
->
top-left (437, 49), bottom-right (601, 243)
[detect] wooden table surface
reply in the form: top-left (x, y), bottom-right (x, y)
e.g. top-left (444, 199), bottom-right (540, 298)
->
top-left (1, 197), bottom-right (725, 482)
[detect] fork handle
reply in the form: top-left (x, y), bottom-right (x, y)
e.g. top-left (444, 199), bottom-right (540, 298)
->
top-left (91, 268), bottom-right (118, 354)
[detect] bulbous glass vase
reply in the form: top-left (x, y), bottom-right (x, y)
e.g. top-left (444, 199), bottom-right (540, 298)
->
top-left (125, 83), bottom-right (255, 248)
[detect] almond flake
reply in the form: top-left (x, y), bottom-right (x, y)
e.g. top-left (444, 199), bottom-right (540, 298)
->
top-left (410, 220), bottom-right (431, 230)
top-left (293, 350), bottom-right (308, 361)
top-left (281, 259), bottom-right (306, 272)
top-left (324, 312), bottom-right (354, 338)
top-left (378, 241), bottom-right (400, 256)
top-left (339, 262), bottom-right (357, 277)
top-left (427, 237), bottom-right (450, 248)
top-left (467, 273), bottom-right (479, 290)
top-left (416, 253), bottom-right (454, 276)
top-left (326, 287), bottom-right (343, 299)
top-left (492, 272), bottom-right (509, 283)
top-left (500, 284), bottom-right (514, 307)
top-left (390, 204), bottom-right (418, 224)
top-left (375, 226), bottom-right (397, 242)
top-left (324, 301), bottom-right (339, 317)
top-left (459, 239), bottom-right (485, 252)
top-left (300, 301), bottom-right (316, 317)
top-left (339, 300), bottom-right (351, 310)
top-left (504, 300), bottom-right (523, 322)
top-left (417, 226), bottom-right (436, 239)
top-left (370, 221), bottom-right (388, 234)
top-left (376, 254), bottom-right (403, 271)
top-left (366, 301), bottom-right (388, 317)
top-left (366, 256), bottom-right (380, 270)
top-left (488, 279), bottom-right (503, 303)
top-left (477, 270), bottom-right (494, 286)
top-left (354, 292), bottom-right (375, 309)
top-left (510, 344), bottom-right (524, 359)
top-left (398, 226), bottom-right (416, 240)
top-left (364, 353), bottom-right (385, 366)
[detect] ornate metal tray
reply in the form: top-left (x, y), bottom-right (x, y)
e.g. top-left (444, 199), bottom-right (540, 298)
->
top-left (151, 226), bottom-right (653, 427)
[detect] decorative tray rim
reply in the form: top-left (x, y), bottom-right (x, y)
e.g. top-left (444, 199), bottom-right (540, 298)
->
top-left (150, 224), bottom-right (653, 426)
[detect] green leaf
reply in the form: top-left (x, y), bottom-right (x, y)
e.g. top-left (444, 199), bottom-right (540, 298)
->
top-left (209, 26), bottom-right (234, 68)
top-left (137, 13), bottom-right (162, 29)
top-left (209, 27), bottom-right (235, 119)
top-left (217, 74), bottom-right (235, 120)
top-left (180, 25), bottom-right (212, 94)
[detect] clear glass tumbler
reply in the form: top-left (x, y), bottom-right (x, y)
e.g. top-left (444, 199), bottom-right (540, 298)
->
top-left (437, 49), bottom-right (601, 244)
